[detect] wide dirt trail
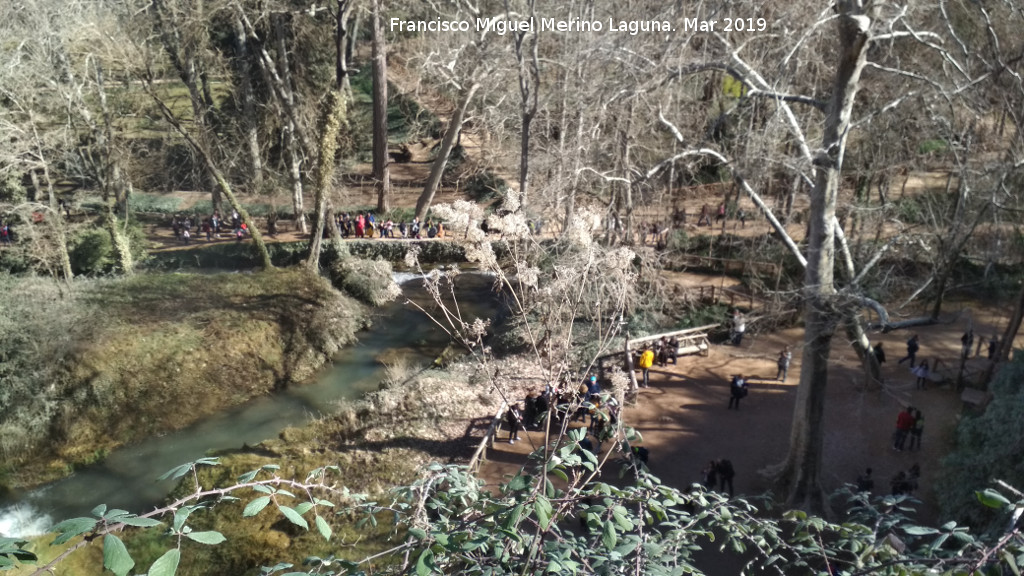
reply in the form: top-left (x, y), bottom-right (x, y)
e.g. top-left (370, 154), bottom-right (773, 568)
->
top-left (480, 299), bottom-right (1016, 530)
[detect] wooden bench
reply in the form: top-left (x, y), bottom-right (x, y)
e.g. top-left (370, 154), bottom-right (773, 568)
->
top-left (675, 336), bottom-right (708, 354)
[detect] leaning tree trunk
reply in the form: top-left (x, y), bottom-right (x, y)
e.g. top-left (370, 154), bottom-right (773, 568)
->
top-left (415, 83), bottom-right (480, 220)
top-left (148, 86), bottom-right (273, 269)
top-left (982, 282), bottom-right (1024, 386)
top-left (773, 2), bottom-right (871, 514)
top-left (307, 90), bottom-right (348, 269)
top-left (371, 0), bottom-right (391, 213)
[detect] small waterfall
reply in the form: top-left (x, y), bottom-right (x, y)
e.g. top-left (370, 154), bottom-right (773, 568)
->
top-left (0, 502), bottom-right (51, 538)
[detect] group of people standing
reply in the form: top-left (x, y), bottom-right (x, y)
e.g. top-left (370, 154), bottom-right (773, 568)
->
top-left (636, 337), bottom-right (680, 387)
top-left (892, 406), bottom-right (925, 452)
top-left (336, 213), bottom-right (444, 240)
top-left (171, 210), bottom-right (246, 244)
top-left (701, 458), bottom-right (737, 496)
top-left (505, 376), bottom-right (622, 453)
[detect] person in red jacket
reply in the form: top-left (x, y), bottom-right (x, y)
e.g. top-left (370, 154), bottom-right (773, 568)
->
top-left (892, 406), bottom-right (916, 451)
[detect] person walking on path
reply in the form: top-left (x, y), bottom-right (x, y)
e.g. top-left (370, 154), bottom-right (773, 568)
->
top-left (638, 346), bottom-right (655, 388)
top-left (731, 310), bottom-right (746, 346)
top-left (728, 375), bottom-right (748, 410)
top-left (716, 459), bottom-right (735, 497)
top-left (961, 329), bottom-right (974, 360)
top-left (697, 204), bottom-right (711, 226)
top-left (892, 406), bottom-right (916, 451)
top-left (898, 335), bottom-right (920, 368)
top-left (912, 360), bottom-right (930, 390)
top-left (909, 409), bottom-right (925, 451)
top-left (776, 346), bottom-right (793, 382)
top-left (506, 404), bottom-right (522, 444)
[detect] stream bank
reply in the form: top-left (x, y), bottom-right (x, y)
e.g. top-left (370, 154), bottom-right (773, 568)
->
top-left (0, 269), bottom-right (365, 491)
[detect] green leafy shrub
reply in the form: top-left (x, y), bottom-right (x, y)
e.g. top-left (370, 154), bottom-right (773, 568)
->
top-left (68, 223), bottom-right (148, 275)
top-left (938, 356), bottom-right (1024, 530)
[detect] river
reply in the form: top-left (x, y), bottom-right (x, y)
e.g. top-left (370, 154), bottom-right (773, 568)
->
top-left (0, 270), bottom-right (500, 538)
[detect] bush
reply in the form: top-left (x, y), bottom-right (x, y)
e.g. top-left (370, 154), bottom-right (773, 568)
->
top-left (464, 171), bottom-right (509, 204)
top-left (938, 356), bottom-right (1024, 530)
top-left (329, 256), bottom-right (401, 306)
top-left (68, 222), bottom-right (148, 275)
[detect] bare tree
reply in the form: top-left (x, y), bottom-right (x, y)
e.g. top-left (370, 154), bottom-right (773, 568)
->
top-left (371, 0), bottom-right (391, 213)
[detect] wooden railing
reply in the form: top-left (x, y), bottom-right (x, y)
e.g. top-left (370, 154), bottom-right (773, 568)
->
top-left (467, 401), bottom-right (508, 474)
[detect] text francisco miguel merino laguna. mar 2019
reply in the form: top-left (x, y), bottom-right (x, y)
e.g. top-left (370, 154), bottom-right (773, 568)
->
top-left (389, 15), bottom-right (769, 36)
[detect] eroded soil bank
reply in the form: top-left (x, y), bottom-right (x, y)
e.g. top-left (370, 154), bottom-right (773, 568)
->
top-left (0, 269), bottom-right (366, 489)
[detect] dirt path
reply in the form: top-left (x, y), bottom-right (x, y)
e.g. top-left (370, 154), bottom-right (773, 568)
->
top-left (478, 299), bottom-right (1017, 530)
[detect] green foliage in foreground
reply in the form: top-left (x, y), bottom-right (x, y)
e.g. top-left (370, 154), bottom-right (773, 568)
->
top-left (5, 432), bottom-right (1024, 576)
top-left (939, 355), bottom-right (1024, 530)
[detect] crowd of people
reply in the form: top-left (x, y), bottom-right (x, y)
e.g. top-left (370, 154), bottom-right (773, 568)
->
top-left (170, 209), bottom-right (249, 244)
top-left (502, 375), bottom-right (625, 466)
top-left (335, 213), bottom-right (445, 240)
top-left (165, 209), bottom-right (453, 245)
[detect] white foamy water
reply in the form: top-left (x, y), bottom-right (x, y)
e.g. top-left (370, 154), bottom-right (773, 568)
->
top-left (0, 504), bottom-right (51, 538)
top-left (392, 271), bottom-right (427, 285)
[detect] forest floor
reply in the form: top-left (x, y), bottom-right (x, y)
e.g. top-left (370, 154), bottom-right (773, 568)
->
top-left (477, 298), bottom-right (1014, 535)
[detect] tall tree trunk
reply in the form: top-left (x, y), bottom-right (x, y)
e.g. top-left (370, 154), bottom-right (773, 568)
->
top-left (335, 0), bottom-right (353, 92)
top-left (307, 90), bottom-right (348, 269)
top-left (773, 2), bottom-right (871, 514)
top-left (415, 83), bottom-right (480, 220)
top-left (39, 161), bottom-right (73, 281)
top-left (285, 127), bottom-right (308, 234)
top-left (514, 0), bottom-right (539, 208)
top-left (371, 0), bottom-right (391, 213)
top-left (233, 17), bottom-right (263, 190)
top-left (94, 61), bottom-right (134, 275)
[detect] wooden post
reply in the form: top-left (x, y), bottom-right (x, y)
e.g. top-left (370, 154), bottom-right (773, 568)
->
top-left (624, 335), bottom-right (639, 397)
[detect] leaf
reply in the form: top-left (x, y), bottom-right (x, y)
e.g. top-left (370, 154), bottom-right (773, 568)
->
top-left (119, 516), bottom-right (163, 528)
top-left (408, 527), bottom-right (427, 540)
top-left (157, 463), bottom-right (193, 482)
top-left (602, 520), bottom-right (618, 551)
top-left (104, 509), bottom-right (130, 521)
top-left (612, 509), bottom-right (635, 532)
top-left (243, 496), bottom-right (272, 518)
top-left (173, 506), bottom-right (195, 531)
top-left (415, 549), bottom-right (435, 576)
top-left (294, 502), bottom-right (314, 516)
top-left (315, 515), bottom-right (332, 541)
top-left (903, 525), bottom-right (939, 536)
top-left (148, 548), bottom-right (180, 576)
top-left (50, 517), bottom-right (98, 545)
top-left (185, 531), bottom-right (226, 545)
top-left (534, 496), bottom-right (553, 531)
top-left (279, 505), bottom-right (309, 530)
top-left (506, 474), bottom-right (531, 492)
top-left (977, 489), bottom-right (1011, 509)
top-left (92, 504), bottom-right (107, 518)
top-left (237, 470), bottom-right (259, 483)
top-left (102, 534), bottom-right (135, 576)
